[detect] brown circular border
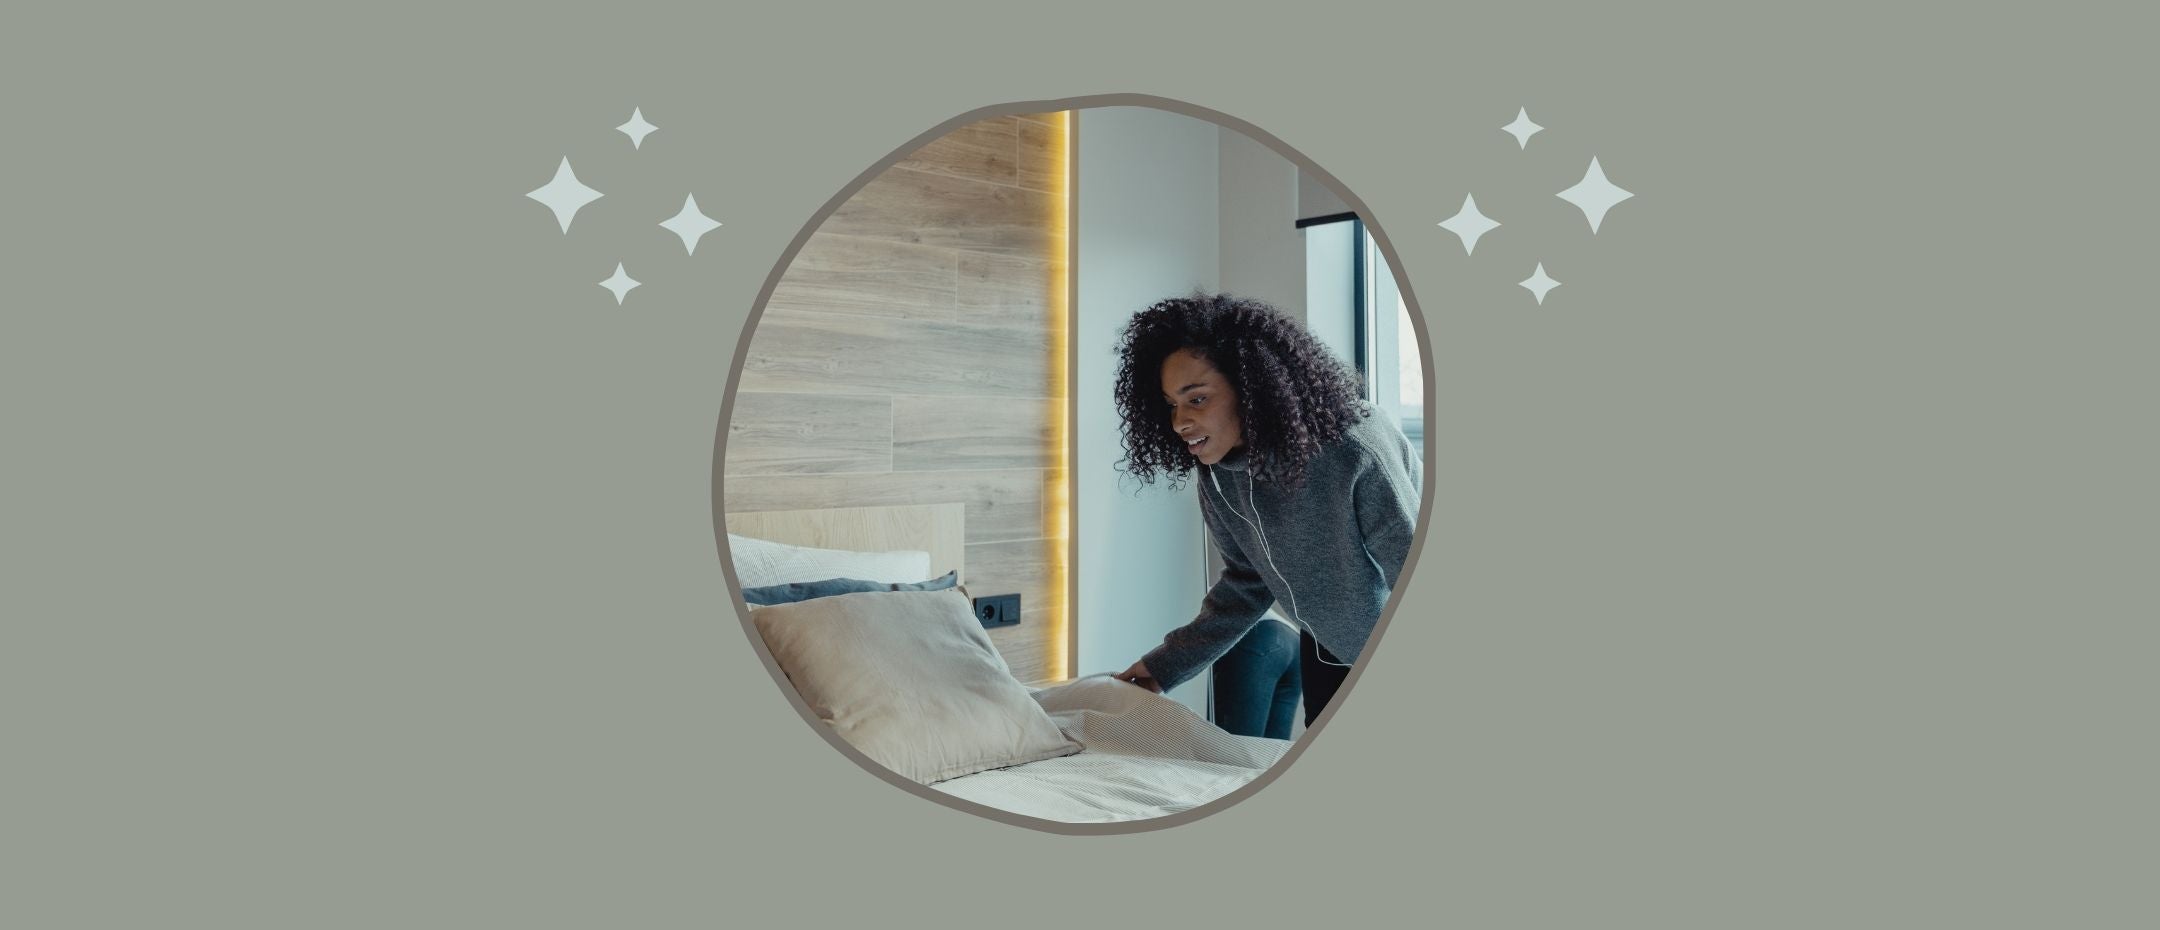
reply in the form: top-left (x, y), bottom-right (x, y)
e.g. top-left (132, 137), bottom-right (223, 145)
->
top-left (711, 92), bottom-right (1437, 835)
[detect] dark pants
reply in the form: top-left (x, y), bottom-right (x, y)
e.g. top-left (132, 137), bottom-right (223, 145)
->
top-left (1297, 630), bottom-right (1352, 728)
top-left (1211, 621), bottom-right (1301, 739)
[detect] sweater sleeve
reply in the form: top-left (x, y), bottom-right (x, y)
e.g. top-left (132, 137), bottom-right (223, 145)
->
top-left (1139, 486), bottom-right (1277, 693)
top-left (1354, 440), bottom-right (1422, 589)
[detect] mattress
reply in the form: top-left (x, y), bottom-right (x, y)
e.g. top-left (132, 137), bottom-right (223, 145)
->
top-left (931, 675), bottom-right (1292, 823)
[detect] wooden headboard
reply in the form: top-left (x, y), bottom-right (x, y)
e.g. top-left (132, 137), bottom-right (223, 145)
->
top-left (724, 503), bottom-right (966, 585)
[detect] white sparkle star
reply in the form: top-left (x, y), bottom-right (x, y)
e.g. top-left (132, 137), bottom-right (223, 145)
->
top-left (599, 262), bottom-right (640, 305)
top-left (1502, 107), bottom-right (1543, 150)
top-left (1519, 263), bottom-right (1561, 305)
top-left (1557, 156), bottom-right (1634, 234)
top-left (659, 193), bottom-right (723, 255)
top-left (617, 107), bottom-right (657, 149)
top-left (525, 157), bottom-right (602, 234)
top-left (1437, 193), bottom-right (1500, 256)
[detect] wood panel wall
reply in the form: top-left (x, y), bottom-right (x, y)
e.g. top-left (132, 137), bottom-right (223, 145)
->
top-left (724, 112), bottom-right (1066, 683)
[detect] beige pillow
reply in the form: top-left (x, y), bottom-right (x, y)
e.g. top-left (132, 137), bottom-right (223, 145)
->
top-left (751, 588), bottom-right (1080, 784)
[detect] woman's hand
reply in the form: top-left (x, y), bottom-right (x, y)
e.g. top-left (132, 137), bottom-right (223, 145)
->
top-left (1112, 660), bottom-right (1163, 693)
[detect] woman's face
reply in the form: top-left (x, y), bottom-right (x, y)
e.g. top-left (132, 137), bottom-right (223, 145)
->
top-left (1160, 348), bottom-right (1244, 466)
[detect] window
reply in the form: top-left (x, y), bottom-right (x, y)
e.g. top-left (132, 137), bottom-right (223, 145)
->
top-left (1301, 215), bottom-right (1424, 450)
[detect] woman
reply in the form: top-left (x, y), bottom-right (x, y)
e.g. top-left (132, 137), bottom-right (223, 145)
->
top-left (1110, 293), bottom-right (1422, 729)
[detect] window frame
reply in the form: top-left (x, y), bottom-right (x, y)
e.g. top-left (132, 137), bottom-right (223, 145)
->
top-left (1298, 211), bottom-right (1422, 449)
top-left (1295, 211), bottom-right (1377, 400)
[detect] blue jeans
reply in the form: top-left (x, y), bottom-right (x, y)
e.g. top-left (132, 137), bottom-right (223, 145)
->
top-left (1211, 621), bottom-right (1302, 739)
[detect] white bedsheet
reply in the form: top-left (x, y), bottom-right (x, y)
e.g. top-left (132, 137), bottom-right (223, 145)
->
top-left (931, 675), bottom-right (1291, 823)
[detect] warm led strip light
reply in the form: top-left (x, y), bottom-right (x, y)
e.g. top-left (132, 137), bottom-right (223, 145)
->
top-left (1048, 109), bottom-right (1072, 681)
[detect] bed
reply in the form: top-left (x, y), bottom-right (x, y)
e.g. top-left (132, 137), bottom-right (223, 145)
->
top-left (932, 674), bottom-right (1293, 822)
top-left (725, 503), bottom-right (1292, 825)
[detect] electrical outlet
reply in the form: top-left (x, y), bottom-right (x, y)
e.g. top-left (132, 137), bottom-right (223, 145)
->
top-left (972, 593), bottom-right (1021, 629)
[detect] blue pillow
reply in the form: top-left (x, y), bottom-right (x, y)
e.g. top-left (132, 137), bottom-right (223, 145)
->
top-left (742, 570), bottom-right (960, 607)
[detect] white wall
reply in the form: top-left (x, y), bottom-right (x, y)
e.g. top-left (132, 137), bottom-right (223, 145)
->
top-left (1074, 107), bottom-right (1219, 712)
top-left (1218, 127), bottom-right (1305, 323)
top-left (1298, 167), bottom-right (1352, 222)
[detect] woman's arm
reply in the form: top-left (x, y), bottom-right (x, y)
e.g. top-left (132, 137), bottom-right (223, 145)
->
top-left (1354, 438), bottom-right (1423, 587)
top-left (1131, 490), bottom-right (1278, 693)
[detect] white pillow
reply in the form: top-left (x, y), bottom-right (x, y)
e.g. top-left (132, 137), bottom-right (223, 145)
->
top-left (751, 589), bottom-right (1081, 784)
top-left (727, 532), bottom-right (933, 589)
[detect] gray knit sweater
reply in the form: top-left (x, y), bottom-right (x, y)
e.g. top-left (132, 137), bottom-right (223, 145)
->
top-left (1140, 406), bottom-right (1423, 693)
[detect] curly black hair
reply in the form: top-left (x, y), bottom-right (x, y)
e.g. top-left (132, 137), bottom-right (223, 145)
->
top-left (1112, 292), bottom-right (1368, 491)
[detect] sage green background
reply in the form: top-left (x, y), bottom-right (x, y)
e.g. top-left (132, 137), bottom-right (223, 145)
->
top-left (5, 2), bottom-right (2154, 926)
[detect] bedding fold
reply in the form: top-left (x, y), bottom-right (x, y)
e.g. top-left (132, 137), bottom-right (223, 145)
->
top-left (931, 675), bottom-right (1293, 822)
